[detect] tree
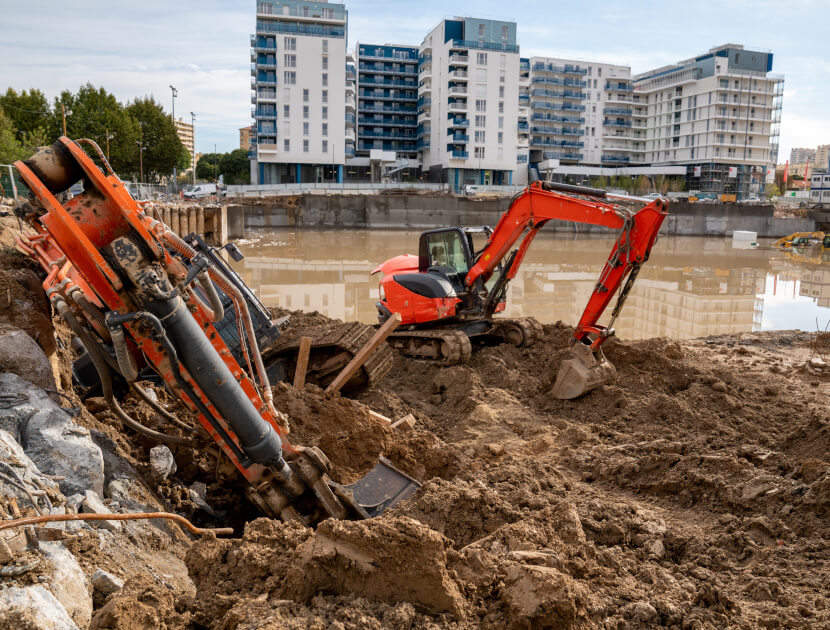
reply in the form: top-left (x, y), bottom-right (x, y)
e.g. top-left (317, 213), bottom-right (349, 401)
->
top-left (196, 153), bottom-right (222, 181)
top-left (0, 88), bottom-right (50, 138)
top-left (51, 84), bottom-right (140, 174)
top-left (0, 110), bottom-right (27, 164)
top-left (126, 97), bottom-right (186, 182)
top-left (219, 149), bottom-right (251, 184)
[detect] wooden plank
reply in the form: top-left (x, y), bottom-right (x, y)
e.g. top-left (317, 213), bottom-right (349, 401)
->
top-left (326, 313), bottom-right (401, 394)
top-left (368, 410), bottom-right (392, 424)
top-left (293, 336), bottom-right (313, 389)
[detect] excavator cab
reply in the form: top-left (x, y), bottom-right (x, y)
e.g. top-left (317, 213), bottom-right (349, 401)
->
top-left (418, 228), bottom-right (475, 293)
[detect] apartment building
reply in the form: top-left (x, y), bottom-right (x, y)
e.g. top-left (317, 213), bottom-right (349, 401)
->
top-left (513, 58), bottom-right (530, 185)
top-left (790, 147), bottom-right (815, 165)
top-left (174, 118), bottom-right (194, 168)
top-left (633, 44), bottom-right (783, 199)
top-left (239, 125), bottom-right (255, 152)
top-left (250, 0), bottom-right (348, 184)
top-left (352, 42), bottom-right (419, 181)
top-left (814, 144), bottom-right (829, 171)
top-left (418, 17), bottom-right (520, 190)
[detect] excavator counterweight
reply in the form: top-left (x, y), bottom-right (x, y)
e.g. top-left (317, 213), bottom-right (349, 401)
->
top-left (372, 181), bottom-right (669, 399)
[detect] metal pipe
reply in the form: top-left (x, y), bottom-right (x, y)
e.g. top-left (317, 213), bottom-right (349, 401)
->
top-left (0, 511), bottom-right (234, 536)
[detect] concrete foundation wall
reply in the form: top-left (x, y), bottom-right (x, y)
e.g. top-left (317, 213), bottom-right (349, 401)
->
top-left (228, 195), bottom-right (815, 239)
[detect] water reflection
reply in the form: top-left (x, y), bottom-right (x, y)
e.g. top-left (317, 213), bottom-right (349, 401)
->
top-left (228, 230), bottom-right (830, 340)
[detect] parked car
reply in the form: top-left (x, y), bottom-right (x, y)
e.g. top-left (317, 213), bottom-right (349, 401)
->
top-left (741, 196), bottom-right (762, 204)
top-left (643, 192), bottom-right (664, 200)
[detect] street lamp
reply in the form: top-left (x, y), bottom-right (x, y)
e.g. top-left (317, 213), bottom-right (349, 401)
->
top-left (190, 111), bottom-right (196, 185)
top-left (135, 141), bottom-right (146, 184)
top-left (170, 85), bottom-right (178, 188)
top-left (105, 129), bottom-right (115, 163)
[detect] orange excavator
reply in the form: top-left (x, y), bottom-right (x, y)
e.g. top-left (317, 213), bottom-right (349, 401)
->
top-left (372, 181), bottom-right (668, 398)
top-left (14, 138), bottom-right (418, 523)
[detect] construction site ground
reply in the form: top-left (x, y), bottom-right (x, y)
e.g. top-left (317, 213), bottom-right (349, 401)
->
top-left (0, 212), bottom-right (828, 628)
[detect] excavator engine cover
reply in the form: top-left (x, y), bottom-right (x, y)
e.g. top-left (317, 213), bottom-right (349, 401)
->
top-left (551, 341), bottom-right (617, 400)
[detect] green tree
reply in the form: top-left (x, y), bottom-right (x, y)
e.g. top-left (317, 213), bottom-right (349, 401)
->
top-left (51, 84), bottom-right (140, 174)
top-left (126, 97), bottom-right (185, 182)
top-left (0, 109), bottom-right (27, 164)
top-left (196, 153), bottom-right (222, 181)
top-left (0, 88), bottom-right (51, 138)
top-left (219, 149), bottom-right (251, 184)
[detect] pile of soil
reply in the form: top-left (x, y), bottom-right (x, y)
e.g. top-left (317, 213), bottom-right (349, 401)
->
top-left (97, 315), bottom-right (826, 628)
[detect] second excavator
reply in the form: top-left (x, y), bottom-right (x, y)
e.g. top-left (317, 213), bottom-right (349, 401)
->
top-left (372, 181), bottom-right (669, 399)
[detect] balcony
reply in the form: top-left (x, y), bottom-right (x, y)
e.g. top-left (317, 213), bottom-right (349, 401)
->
top-left (359, 76), bottom-right (418, 89)
top-left (359, 130), bottom-right (417, 140)
top-left (532, 113), bottom-right (585, 124)
top-left (603, 119), bottom-right (633, 128)
top-left (542, 151), bottom-right (583, 161)
top-left (448, 86), bottom-right (467, 95)
top-left (358, 50), bottom-right (418, 63)
top-left (603, 107), bottom-right (633, 117)
top-left (449, 54), bottom-right (469, 65)
top-left (605, 82), bottom-right (634, 92)
top-left (517, 154), bottom-right (528, 163)
top-left (518, 121), bottom-right (529, 131)
top-left (448, 133), bottom-right (469, 142)
top-left (345, 146), bottom-right (356, 157)
top-left (359, 91), bottom-right (417, 102)
top-left (531, 102), bottom-right (586, 113)
top-left (530, 126), bottom-right (583, 136)
top-left (531, 89), bottom-right (585, 100)
top-left (361, 105), bottom-right (417, 115)
top-left (257, 90), bottom-right (277, 101)
top-left (448, 118), bottom-right (470, 128)
top-left (417, 139), bottom-right (430, 149)
top-left (532, 62), bottom-right (586, 75)
top-left (531, 76), bottom-right (587, 88)
top-left (255, 21), bottom-right (346, 38)
top-left (358, 63), bottom-right (417, 75)
top-left (256, 78), bottom-right (277, 87)
top-left (358, 117), bottom-right (417, 127)
top-left (601, 155), bottom-right (631, 164)
top-left (450, 150), bottom-right (469, 159)
top-left (417, 96), bottom-right (431, 108)
top-left (450, 70), bottom-right (468, 80)
top-left (530, 138), bottom-right (584, 148)
top-left (449, 39), bottom-right (519, 53)
top-left (345, 113), bottom-right (356, 123)
top-left (256, 59), bottom-right (277, 69)
top-left (448, 100), bottom-right (467, 112)
top-left (518, 94), bottom-right (530, 104)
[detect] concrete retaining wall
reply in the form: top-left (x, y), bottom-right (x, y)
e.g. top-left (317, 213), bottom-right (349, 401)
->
top-left (227, 195), bottom-right (814, 239)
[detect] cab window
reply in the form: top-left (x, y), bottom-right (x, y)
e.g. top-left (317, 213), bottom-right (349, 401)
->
top-left (425, 231), bottom-right (469, 275)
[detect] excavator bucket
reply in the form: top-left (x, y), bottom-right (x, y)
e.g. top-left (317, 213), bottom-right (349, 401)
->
top-left (332, 457), bottom-right (421, 518)
top-left (551, 341), bottom-right (617, 400)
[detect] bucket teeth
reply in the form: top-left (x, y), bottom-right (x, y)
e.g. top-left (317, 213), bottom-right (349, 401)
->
top-left (551, 342), bottom-right (616, 400)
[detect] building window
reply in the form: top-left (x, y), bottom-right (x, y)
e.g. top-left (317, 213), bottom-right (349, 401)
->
top-left (499, 54), bottom-right (506, 68)
top-left (303, 89), bottom-right (309, 102)
top-left (474, 146), bottom-right (485, 159)
top-left (477, 52), bottom-right (487, 65)
top-left (322, 90), bottom-right (328, 103)
top-left (284, 37), bottom-right (296, 51)
top-left (303, 105), bottom-right (309, 118)
top-left (322, 8), bottom-right (333, 19)
top-left (497, 131), bottom-right (503, 144)
top-left (303, 122), bottom-right (309, 135)
top-left (302, 5), bottom-right (309, 16)
top-left (284, 71), bottom-right (296, 84)
top-left (498, 102), bottom-right (504, 113)
top-left (322, 106), bottom-right (328, 119)
top-left (322, 123), bottom-right (328, 136)
top-left (475, 99), bottom-right (486, 112)
top-left (499, 86), bottom-right (504, 98)
top-left (258, 2), bottom-right (272, 13)
top-left (497, 147), bottom-right (504, 160)
top-left (283, 104), bottom-right (290, 117)
top-left (322, 140), bottom-right (328, 152)
top-left (597, 68), bottom-right (601, 77)
top-left (476, 83), bottom-right (487, 97)
top-left (322, 73), bottom-right (328, 86)
top-left (499, 70), bottom-right (505, 83)
top-left (284, 138), bottom-right (290, 151)
top-left (475, 115), bottom-right (486, 127)
top-left (284, 54), bottom-right (296, 67)
top-left (498, 116), bottom-right (503, 129)
top-left (501, 26), bottom-right (508, 40)
top-left (303, 139), bottom-right (309, 152)
top-left (322, 56), bottom-right (328, 69)
top-left (478, 23), bottom-right (485, 37)
top-left (475, 130), bottom-right (485, 142)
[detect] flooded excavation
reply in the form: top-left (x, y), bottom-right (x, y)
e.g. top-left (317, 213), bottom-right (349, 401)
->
top-left (230, 229), bottom-right (830, 338)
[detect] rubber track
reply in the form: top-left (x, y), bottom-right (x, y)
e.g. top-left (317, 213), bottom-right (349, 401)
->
top-left (491, 317), bottom-right (544, 347)
top-left (387, 329), bottom-right (472, 366)
top-left (263, 322), bottom-right (395, 388)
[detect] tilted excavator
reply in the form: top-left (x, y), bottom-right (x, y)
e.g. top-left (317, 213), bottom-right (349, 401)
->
top-left (13, 138), bottom-right (418, 524)
top-left (372, 181), bottom-right (669, 399)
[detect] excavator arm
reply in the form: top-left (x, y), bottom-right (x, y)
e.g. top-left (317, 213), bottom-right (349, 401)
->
top-left (466, 181), bottom-right (668, 398)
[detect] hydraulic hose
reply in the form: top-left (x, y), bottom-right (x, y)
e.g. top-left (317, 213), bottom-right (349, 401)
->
top-left (54, 299), bottom-right (189, 446)
top-left (195, 270), bottom-right (224, 322)
top-left (70, 289), bottom-right (112, 343)
top-left (160, 230), bottom-right (282, 425)
top-left (106, 320), bottom-right (139, 382)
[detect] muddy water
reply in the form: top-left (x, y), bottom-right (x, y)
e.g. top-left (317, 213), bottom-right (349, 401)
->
top-left (229, 230), bottom-right (829, 340)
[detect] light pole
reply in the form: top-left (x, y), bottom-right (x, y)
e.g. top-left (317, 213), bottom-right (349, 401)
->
top-left (105, 129), bottom-right (114, 163)
top-left (169, 85), bottom-right (178, 188)
top-left (213, 143), bottom-right (217, 182)
top-left (190, 111), bottom-right (196, 185)
top-left (136, 141), bottom-right (146, 184)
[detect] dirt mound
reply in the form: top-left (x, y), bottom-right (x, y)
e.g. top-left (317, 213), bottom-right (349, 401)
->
top-left (89, 573), bottom-right (191, 629)
top-left (0, 249), bottom-right (55, 354)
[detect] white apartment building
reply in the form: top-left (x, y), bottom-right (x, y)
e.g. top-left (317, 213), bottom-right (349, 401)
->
top-left (250, 0), bottom-right (348, 184)
top-left (790, 147), bottom-right (816, 165)
top-left (513, 58), bottom-right (531, 185)
top-left (634, 44), bottom-right (783, 198)
top-left (418, 17), bottom-right (520, 190)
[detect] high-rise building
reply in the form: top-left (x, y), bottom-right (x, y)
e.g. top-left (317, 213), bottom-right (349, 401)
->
top-left (250, 0), bottom-right (348, 184)
top-left (790, 147), bottom-right (816, 165)
top-left (418, 17), bottom-right (520, 190)
top-left (634, 44), bottom-right (783, 199)
top-left (352, 42), bottom-right (419, 181)
top-left (513, 58), bottom-right (530, 185)
top-left (816, 145), bottom-right (830, 171)
top-left (174, 117), bottom-right (194, 158)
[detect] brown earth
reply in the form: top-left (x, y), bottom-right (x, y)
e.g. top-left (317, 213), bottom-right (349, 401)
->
top-left (0, 218), bottom-right (826, 627)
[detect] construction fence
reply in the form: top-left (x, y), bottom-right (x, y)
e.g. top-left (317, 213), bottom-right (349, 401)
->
top-left (227, 182), bottom-right (526, 198)
top-left (0, 165), bottom-right (31, 199)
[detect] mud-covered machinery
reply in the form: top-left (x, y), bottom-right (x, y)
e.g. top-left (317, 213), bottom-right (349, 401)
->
top-left (14, 138), bottom-right (417, 523)
top-left (373, 181), bottom-right (669, 398)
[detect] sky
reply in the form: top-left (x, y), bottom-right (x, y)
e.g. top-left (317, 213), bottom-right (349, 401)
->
top-left (1, 0), bottom-right (827, 158)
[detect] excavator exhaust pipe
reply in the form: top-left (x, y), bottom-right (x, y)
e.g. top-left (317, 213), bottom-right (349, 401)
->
top-left (551, 341), bottom-right (617, 400)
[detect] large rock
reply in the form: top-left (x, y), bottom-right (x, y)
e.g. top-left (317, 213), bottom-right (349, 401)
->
top-left (39, 542), bottom-right (93, 629)
top-left (81, 490), bottom-right (122, 531)
top-left (149, 445), bottom-right (176, 481)
top-left (0, 325), bottom-right (55, 391)
top-left (0, 428), bottom-right (63, 510)
top-left (0, 584), bottom-right (80, 630)
top-left (0, 373), bottom-right (104, 496)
